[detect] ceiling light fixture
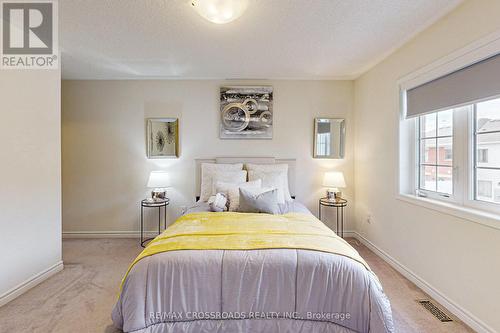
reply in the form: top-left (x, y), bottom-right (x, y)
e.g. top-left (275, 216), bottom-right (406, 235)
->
top-left (191, 0), bottom-right (248, 24)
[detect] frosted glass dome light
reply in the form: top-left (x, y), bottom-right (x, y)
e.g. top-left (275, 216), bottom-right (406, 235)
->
top-left (191, 0), bottom-right (249, 24)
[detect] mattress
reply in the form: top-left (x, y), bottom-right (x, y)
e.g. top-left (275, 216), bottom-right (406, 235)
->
top-left (112, 201), bottom-right (394, 333)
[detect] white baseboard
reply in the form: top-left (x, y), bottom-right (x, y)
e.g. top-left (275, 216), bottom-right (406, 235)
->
top-left (0, 261), bottom-right (64, 308)
top-left (62, 231), bottom-right (159, 239)
top-left (342, 231), bottom-right (356, 238)
top-left (352, 232), bottom-right (495, 333)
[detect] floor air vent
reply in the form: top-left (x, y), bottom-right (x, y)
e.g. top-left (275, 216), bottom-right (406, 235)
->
top-left (417, 300), bottom-right (453, 322)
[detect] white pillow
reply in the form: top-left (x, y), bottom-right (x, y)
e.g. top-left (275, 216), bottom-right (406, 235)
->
top-left (200, 163), bottom-right (243, 201)
top-left (248, 170), bottom-right (290, 204)
top-left (245, 163), bottom-right (292, 201)
top-left (211, 170), bottom-right (247, 197)
top-left (215, 179), bottom-right (262, 211)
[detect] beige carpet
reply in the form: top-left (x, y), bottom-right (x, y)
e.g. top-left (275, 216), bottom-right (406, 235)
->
top-left (0, 238), bottom-right (474, 333)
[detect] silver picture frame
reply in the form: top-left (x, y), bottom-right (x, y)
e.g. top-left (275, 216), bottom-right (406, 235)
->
top-left (147, 118), bottom-right (179, 159)
top-left (220, 86), bottom-right (273, 139)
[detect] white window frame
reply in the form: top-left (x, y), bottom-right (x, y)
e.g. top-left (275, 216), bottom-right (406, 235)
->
top-left (414, 110), bottom-right (456, 202)
top-left (464, 101), bottom-right (500, 215)
top-left (413, 103), bottom-right (500, 216)
top-left (397, 29), bottom-right (500, 230)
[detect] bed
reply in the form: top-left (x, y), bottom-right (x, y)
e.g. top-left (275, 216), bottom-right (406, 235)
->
top-left (112, 158), bottom-right (394, 333)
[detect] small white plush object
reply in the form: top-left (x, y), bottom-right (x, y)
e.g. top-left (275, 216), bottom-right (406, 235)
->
top-left (208, 193), bottom-right (228, 212)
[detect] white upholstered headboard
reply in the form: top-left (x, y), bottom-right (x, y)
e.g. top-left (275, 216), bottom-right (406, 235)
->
top-left (194, 157), bottom-right (296, 200)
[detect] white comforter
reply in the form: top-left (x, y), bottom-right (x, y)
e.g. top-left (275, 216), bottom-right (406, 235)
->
top-left (112, 202), bottom-right (394, 333)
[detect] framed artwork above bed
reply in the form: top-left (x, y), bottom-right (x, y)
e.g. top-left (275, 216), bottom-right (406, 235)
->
top-left (220, 86), bottom-right (273, 139)
top-left (147, 118), bottom-right (179, 158)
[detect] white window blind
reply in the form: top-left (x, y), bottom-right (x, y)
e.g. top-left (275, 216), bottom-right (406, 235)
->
top-left (406, 53), bottom-right (500, 118)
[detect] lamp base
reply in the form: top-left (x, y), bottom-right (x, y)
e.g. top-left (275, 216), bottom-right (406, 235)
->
top-left (151, 188), bottom-right (166, 200)
top-left (326, 188), bottom-right (342, 201)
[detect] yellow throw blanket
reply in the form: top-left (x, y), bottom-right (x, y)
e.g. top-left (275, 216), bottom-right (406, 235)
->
top-left (121, 212), bottom-right (370, 290)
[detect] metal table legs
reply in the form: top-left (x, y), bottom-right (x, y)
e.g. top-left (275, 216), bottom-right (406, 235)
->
top-left (140, 204), bottom-right (167, 247)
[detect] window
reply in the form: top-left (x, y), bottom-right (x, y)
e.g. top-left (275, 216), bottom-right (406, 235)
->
top-left (400, 47), bottom-right (500, 222)
top-left (474, 98), bottom-right (500, 204)
top-left (412, 96), bottom-right (500, 213)
top-left (477, 180), bottom-right (492, 199)
top-left (316, 132), bottom-right (331, 156)
top-left (478, 149), bottom-right (489, 163)
top-left (445, 148), bottom-right (453, 161)
top-left (418, 110), bottom-right (453, 196)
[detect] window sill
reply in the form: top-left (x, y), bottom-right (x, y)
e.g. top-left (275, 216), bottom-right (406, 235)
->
top-left (396, 194), bottom-right (500, 231)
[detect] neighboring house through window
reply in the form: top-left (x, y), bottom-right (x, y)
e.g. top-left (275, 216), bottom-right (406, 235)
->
top-left (478, 149), bottom-right (488, 163)
top-left (474, 98), bottom-right (500, 204)
top-left (418, 110), bottom-right (453, 196)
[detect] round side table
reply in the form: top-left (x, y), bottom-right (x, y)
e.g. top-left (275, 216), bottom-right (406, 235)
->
top-left (141, 198), bottom-right (169, 248)
top-left (319, 197), bottom-right (347, 238)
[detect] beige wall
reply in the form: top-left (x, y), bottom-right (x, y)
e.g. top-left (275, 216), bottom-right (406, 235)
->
top-left (0, 69), bottom-right (61, 301)
top-left (354, 0), bottom-right (500, 331)
top-left (62, 80), bottom-right (354, 234)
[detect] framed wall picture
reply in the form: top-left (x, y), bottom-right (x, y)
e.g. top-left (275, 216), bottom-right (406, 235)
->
top-left (220, 86), bottom-right (273, 139)
top-left (147, 118), bottom-right (179, 158)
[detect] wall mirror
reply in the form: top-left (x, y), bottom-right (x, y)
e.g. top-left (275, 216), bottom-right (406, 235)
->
top-left (313, 118), bottom-right (345, 159)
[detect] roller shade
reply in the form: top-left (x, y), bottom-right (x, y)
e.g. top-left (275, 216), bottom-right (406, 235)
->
top-left (406, 53), bottom-right (500, 118)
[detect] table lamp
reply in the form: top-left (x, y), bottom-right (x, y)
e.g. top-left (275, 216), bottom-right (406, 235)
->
top-left (147, 171), bottom-right (170, 200)
top-left (323, 171), bottom-right (346, 201)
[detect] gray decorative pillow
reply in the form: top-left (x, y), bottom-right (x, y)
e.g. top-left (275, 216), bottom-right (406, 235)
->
top-left (238, 188), bottom-right (280, 214)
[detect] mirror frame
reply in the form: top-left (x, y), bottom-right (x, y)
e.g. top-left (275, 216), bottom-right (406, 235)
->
top-left (313, 118), bottom-right (345, 159)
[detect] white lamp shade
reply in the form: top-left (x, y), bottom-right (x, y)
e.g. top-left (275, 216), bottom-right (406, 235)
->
top-left (147, 171), bottom-right (170, 188)
top-left (191, 0), bottom-right (249, 24)
top-left (323, 172), bottom-right (346, 188)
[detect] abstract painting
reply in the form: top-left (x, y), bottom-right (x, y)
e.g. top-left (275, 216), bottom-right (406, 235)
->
top-left (220, 86), bottom-right (273, 139)
top-left (147, 118), bottom-right (179, 158)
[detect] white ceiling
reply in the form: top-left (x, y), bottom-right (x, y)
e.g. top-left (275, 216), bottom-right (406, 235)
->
top-left (60, 0), bottom-right (463, 80)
